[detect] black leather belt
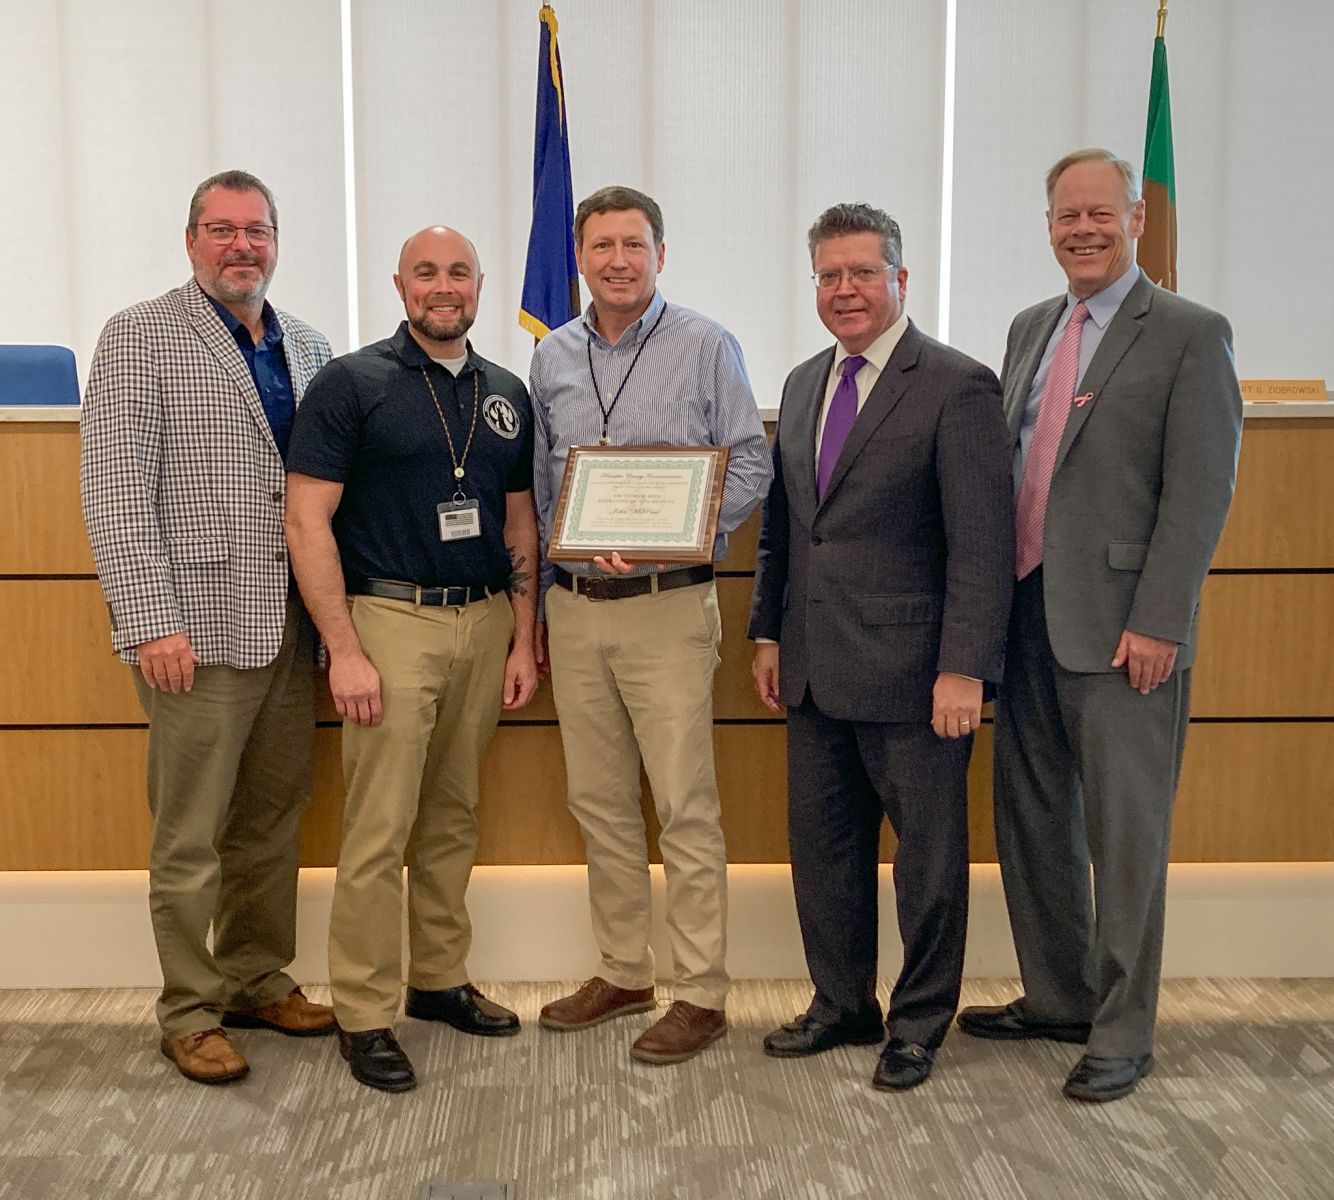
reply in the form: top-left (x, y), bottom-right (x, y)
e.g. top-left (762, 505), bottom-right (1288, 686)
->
top-left (349, 577), bottom-right (501, 607)
top-left (552, 563), bottom-right (714, 601)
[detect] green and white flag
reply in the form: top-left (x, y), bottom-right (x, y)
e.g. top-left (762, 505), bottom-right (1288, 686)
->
top-left (1138, 30), bottom-right (1176, 291)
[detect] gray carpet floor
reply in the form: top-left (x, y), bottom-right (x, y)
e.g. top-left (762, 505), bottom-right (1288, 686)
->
top-left (1, 979), bottom-right (1331, 1200)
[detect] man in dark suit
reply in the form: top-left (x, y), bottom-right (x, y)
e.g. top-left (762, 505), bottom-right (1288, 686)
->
top-left (956, 149), bottom-right (1242, 1103)
top-left (748, 203), bottom-right (1013, 1090)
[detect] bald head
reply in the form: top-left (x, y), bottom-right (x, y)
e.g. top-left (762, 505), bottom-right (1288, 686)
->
top-left (397, 226), bottom-right (479, 277)
top-left (394, 226), bottom-right (483, 354)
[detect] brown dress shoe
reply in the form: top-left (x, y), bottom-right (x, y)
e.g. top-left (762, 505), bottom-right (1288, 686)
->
top-left (539, 977), bottom-right (656, 1031)
top-left (630, 1000), bottom-right (726, 1064)
top-left (222, 987), bottom-right (337, 1037)
top-left (160, 1028), bottom-right (250, 1084)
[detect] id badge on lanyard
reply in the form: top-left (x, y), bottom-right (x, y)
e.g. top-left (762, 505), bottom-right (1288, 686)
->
top-left (421, 365), bottom-right (483, 542)
top-left (438, 498), bottom-right (481, 541)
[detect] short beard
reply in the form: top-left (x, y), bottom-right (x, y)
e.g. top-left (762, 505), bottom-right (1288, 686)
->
top-left (207, 255), bottom-right (272, 305)
top-left (410, 310), bottom-right (474, 345)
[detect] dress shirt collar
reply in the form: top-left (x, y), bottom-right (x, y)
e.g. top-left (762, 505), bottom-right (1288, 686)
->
top-left (203, 292), bottom-right (283, 350)
top-left (834, 311), bottom-right (909, 376)
top-left (1069, 263), bottom-right (1140, 331)
top-left (581, 287), bottom-right (667, 348)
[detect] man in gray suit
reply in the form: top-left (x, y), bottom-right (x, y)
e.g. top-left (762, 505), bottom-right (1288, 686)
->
top-left (957, 148), bottom-right (1242, 1102)
top-left (748, 203), bottom-right (1013, 1090)
top-left (82, 170), bottom-right (336, 1085)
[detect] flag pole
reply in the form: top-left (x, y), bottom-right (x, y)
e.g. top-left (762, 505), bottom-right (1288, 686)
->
top-left (1156, 0), bottom-right (1168, 41)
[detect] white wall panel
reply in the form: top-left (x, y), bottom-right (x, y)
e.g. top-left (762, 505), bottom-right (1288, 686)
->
top-left (1, 7), bottom-right (75, 364)
top-left (351, 1), bottom-right (945, 412)
top-left (1196, 4), bottom-right (1334, 380)
top-left (0, 0), bottom-right (347, 384)
top-left (951, 0), bottom-right (1334, 383)
top-left (5, 1), bottom-right (1331, 398)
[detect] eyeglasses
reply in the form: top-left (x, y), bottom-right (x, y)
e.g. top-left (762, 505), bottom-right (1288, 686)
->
top-left (812, 264), bottom-right (896, 290)
top-left (195, 222), bottom-right (277, 247)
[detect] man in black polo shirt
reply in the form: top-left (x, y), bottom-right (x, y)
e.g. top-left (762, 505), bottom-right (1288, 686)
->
top-left (286, 225), bottom-right (538, 1093)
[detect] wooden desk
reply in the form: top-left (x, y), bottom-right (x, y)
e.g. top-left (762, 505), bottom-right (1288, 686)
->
top-left (2, 407), bottom-right (1331, 868)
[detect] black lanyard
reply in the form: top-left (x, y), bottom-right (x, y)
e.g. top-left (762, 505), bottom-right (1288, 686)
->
top-left (586, 303), bottom-right (668, 444)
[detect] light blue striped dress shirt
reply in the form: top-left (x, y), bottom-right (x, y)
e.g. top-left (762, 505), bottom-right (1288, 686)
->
top-left (530, 288), bottom-right (773, 613)
top-left (1013, 264), bottom-right (1141, 491)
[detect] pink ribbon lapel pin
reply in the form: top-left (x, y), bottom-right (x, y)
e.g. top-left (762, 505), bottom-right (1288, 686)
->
top-left (1073, 392), bottom-right (1094, 408)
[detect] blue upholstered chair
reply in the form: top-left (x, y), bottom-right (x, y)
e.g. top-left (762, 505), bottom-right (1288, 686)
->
top-left (0, 345), bottom-right (80, 405)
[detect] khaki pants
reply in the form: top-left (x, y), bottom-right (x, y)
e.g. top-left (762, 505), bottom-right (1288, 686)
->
top-left (546, 580), bottom-right (729, 1010)
top-left (133, 595), bottom-right (315, 1039)
top-left (329, 592), bottom-right (514, 1032)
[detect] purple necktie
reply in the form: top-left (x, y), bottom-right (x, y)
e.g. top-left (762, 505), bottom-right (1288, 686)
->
top-left (816, 353), bottom-right (866, 500)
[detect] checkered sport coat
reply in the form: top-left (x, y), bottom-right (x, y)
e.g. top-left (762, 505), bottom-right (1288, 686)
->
top-left (80, 278), bottom-right (332, 668)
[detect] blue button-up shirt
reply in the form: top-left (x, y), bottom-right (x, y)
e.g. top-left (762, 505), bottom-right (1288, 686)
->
top-left (205, 294), bottom-right (296, 460)
top-left (530, 289), bottom-right (773, 613)
top-left (1014, 264), bottom-right (1140, 490)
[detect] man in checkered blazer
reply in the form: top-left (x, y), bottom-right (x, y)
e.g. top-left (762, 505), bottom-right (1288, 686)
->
top-left (80, 170), bottom-right (337, 1085)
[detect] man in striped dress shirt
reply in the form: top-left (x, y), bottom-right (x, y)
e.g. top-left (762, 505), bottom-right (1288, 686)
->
top-left (531, 186), bottom-right (772, 1064)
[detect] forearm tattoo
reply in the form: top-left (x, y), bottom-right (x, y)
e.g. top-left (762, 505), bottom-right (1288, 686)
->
top-left (507, 547), bottom-right (532, 597)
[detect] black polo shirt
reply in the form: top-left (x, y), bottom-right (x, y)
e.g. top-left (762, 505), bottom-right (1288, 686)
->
top-left (288, 323), bottom-right (533, 589)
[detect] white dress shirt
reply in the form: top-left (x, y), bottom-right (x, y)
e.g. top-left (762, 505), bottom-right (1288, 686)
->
top-left (813, 311), bottom-right (910, 465)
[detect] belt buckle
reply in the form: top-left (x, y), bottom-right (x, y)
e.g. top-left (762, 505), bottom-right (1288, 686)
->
top-left (579, 576), bottom-right (610, 602)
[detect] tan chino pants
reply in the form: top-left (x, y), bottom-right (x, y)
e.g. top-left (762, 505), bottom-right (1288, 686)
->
top-left (546, 580), bottom-right (730, 1010)
top-left (133, 595), bottom-right (315, 1038)
top-left (328, 592), bottom-right (513, 1032)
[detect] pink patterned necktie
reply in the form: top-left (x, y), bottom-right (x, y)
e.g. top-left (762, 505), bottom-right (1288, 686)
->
top-left (1014, 301), bottom-right (1090, 580)
top-left (816, 354), bottom-right (866, 500)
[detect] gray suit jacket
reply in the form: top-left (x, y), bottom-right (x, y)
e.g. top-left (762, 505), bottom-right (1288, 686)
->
top-left (1003, 274), bottom-right (1243, 673)
top-left (749, 321), bottom-right (1014, 723)
top-left (81, 278), bottom-right (331, 668)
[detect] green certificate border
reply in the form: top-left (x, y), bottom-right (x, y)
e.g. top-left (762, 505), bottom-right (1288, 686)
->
top-left (561, 455), bottom-right (708, 547)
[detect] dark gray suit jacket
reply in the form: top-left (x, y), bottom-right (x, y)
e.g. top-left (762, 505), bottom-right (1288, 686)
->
top-left (748, 321), bottom-right (1014, 723)
top-left (1002, 274), bottom-right (1243, 673)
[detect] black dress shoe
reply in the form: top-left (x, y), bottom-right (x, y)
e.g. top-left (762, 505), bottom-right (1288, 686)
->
top-left (762, 1012), bottom-right (884, 1058)
top-left (405, 984), bottom-right (520, 1037)
top-left (339, 1028), bottom-right (416, 1093)
top-left (872, 1039), bottom-right (934, 1091)
top-left (1063, 1053), bottom-right (1154, 1102)
top-left (957, 1002), bottom-right (1091, 1044)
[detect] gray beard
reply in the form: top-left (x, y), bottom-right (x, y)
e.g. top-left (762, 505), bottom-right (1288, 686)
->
top-left (410, 310), bottom-right (474, 345)
top-left (211, 274), bottom-right (269, 304)
top-left (208, 258), bottom-right (272, 305)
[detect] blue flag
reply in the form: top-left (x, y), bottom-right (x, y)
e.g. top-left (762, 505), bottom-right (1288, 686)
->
top-left (519, 5), bottom-right (579, 339)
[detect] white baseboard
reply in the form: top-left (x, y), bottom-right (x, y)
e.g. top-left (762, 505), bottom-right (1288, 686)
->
top-left (2, 863), bottom-right (1332, 989)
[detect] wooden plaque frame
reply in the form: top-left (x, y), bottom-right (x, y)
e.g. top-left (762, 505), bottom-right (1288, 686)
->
top-left (546, 444), bottom-right (729, 565)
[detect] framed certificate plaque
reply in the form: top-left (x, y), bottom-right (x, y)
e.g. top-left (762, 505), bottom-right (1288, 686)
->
top-left (546, 445), bottom-right (730, 564)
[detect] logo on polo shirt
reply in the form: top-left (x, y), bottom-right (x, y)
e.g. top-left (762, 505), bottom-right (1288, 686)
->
top-left (483, 395), bottom-right (520, 440)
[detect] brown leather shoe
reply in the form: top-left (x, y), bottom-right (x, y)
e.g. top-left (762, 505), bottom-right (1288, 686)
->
top-left (630, 1000), bottom-right (726, 1064)
top-left (222, 987), bottom-right (337, 1037)
top-left (539, 977), bottom-right (656, 1031)
top-left (160, 1028), bottom-right (250, 1084)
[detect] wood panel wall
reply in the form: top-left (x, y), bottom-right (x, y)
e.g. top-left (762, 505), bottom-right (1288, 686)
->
top-left (2, 417), bottom-right (1331, 870)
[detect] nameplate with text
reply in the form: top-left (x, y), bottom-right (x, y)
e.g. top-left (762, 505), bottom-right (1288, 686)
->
top-left (1239, 379), bottom-right (1328, 403)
